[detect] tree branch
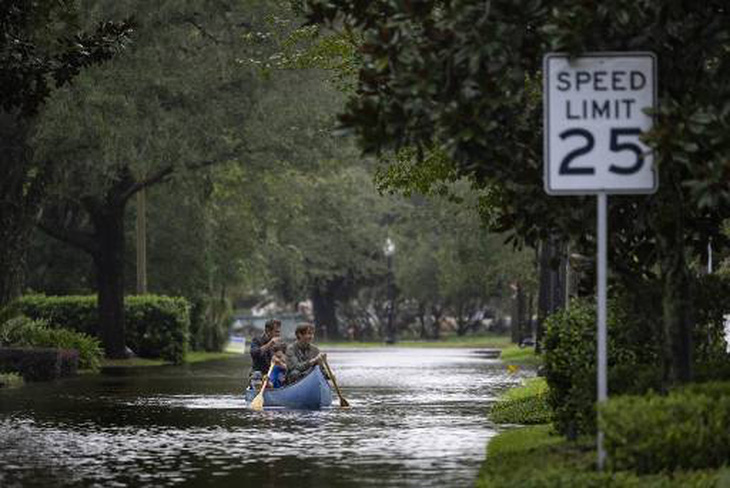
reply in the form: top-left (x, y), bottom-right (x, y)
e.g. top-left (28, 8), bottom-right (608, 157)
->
top-left (120, 156), bottom-right (237, 203)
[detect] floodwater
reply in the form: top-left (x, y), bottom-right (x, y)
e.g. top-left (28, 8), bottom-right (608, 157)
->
top-left (0, 347), bottom-right (525, 487)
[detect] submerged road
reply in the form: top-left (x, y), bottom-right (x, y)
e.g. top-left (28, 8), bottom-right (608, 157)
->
top-left (0, 347), bottom-right (525, 487)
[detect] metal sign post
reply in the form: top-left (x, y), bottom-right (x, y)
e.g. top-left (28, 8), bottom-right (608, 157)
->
top-left (596, 192), bottom-right (608, 468)
top-left (543, 52), bottom-right (657, 470)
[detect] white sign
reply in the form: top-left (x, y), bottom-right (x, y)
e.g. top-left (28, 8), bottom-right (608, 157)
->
top-left (544, 52), bottom-right (657, 195)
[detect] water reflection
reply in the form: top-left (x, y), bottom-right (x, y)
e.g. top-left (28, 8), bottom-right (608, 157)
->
top-left (0, 348), bottom-right (526, 487)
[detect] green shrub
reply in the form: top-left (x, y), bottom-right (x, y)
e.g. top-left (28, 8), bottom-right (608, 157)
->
top-left (543, 283), bottom-right (730, 441)
top-left (490, 378), bottom-right (553, 425)
top-left (16, 295), bottom-right (100, 334)
top-left (0, 316), bottom-right (102, 370)
top-left (0, 347), bottom-right (79, 381)
top-left (479, 467), bottom-right (725, 488)
top-left (599, 381), bottom-right (730, 474)
top-left (17, 294), bottom-right (190, 363)
top-left (478, 424), bottom-right (729, 488)
top-left (125, 296), bottom-right (189, 363)
top-left (542, 298), bottom-right (662, 439)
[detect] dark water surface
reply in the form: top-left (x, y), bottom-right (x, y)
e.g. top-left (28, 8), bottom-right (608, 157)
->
top-left (0, 347), bottom-right (524, 487)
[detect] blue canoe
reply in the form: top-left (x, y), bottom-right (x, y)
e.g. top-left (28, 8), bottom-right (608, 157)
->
top-left (245, 365), bottom-right (333, 409)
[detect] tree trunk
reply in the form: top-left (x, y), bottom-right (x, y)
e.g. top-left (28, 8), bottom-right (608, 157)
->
top-left (660, 255), bottom-right (692, 384)
top-left (91, 204), bottom-right (127, 359)
top-left (536, 236), bottom-right (566, 353)
top-left (311, 282), bottom-right (339, 340)
top-left (418, 302), bottom-right (429, 339)
top-left (517, 284), bottom-right (526, 344)
top-left (536, 239), bottom-right (551, 353)
top-left (527, 292), bottom-right (534, 342)
top-left (456, 303), bottom-right (468, 336)
top-left (0, 113), bottom-right (46, 308)
top-left (0, 214), bottom-right (30, 307)
top-left (431, 305), bottom-right (443, 340)
top-left (656, 175), bottom-right (693, 385)
top-left (511, 283), bottom-right (525, 344)
top-left (552, 237), bottom-right (567, 311)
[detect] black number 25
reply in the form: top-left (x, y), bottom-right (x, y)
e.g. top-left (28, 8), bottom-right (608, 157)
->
top-left (558, 128), bottom-right (644, 175)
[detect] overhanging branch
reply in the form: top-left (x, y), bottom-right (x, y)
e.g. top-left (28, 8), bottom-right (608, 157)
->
top-left (120, 155), bottom-right (238, 203)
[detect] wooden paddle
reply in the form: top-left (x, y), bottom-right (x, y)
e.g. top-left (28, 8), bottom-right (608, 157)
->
top-left (250, 363), bottom-right (275, 411)
top-left (322, 356), bottom-right (350, 408)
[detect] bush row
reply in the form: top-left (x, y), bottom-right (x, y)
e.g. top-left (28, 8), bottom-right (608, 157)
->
top-left (0, 347), bottom-right (79, 381)
top-left (600, 381), bottom-right (730, 474)
top-left (0, 315), bottom-right (102, 370)
top-left (542, 298), bottom-right (657, 438)
top-left (542, 286), bottom-right (730, 439)
top-left (477, 425), bottom-right (728, 488)
top-left (17, 295), bottom-right (190, 363)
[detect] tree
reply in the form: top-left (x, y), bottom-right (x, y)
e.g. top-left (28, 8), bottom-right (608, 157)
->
top-left (31, 0), bottom-right (266, 357)
top-left (0, 1), bottom-right (131, 307)
top-left (263, 165), bottom-right (390, 339)
top-left (302, 0), bottom-right (730, 383)
top-left (392, 185), bottom-right (536, 339)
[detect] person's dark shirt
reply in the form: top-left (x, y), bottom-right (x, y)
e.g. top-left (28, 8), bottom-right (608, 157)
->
top-left (250, 334), bottom-right (274, 373)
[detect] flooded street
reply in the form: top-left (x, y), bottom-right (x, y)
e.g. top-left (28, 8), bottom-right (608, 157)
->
top-left (0, 347), bottom-right (523, 487)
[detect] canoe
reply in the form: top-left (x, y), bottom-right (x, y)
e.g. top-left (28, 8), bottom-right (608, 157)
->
top-left (245, 365), bottom-right (332, 409)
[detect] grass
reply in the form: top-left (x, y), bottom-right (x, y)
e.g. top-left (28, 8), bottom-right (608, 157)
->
top-left (477, 425), bottom-right (729, 487)
top-left (320, 333), bottom-right (512, 349)
top-left (500, 345), bottom-right (543, 366)
top-left (185, 351), bottom-right (240, 363)
top-left (101, 351), bottom-right (240, 368)
top-left (489, 377), bottom-right (553, 425)
top-left (101, 357), bottom-right (168, 367)
top-left (500, 377), bottom-right (548, 401)
top-left (477, 425), bottom-right (598, 487)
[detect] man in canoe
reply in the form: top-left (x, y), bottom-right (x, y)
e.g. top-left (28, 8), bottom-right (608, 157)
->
top-left (250, 318), bottom-right (283, 374)
top-left (286, 322), bottom-right (326, 384)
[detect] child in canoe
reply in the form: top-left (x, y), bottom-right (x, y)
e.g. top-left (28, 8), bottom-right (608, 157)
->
top-left (268, 344), bottom-right (288, 388)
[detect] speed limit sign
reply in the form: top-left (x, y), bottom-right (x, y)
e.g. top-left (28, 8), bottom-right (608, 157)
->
top-left (543, 52), bottom-right (657, 194)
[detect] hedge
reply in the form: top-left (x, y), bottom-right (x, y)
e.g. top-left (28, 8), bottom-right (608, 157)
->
top-left (543, 288), bottom-right (730, 440)
top-left (17, 294), bottom-right (189, 363)
top-left (0, 347), bottom-right (79, 381)
top-left (599, 381), bottom-right (730, 474)
top-left (125, 295), bottom-right (189, 363)
top-left (542, 298), bottom-right (662, 439)
top-left (477, 424), bottom-right (729, 488)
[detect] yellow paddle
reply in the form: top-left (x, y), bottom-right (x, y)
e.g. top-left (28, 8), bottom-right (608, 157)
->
top-left (322, 356), bottom-right (350, 408)
top-left (250, 363), bottom-right (275, 411)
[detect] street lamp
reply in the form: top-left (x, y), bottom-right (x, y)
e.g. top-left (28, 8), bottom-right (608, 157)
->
top-left (383, 237), bottom-right (396, 344)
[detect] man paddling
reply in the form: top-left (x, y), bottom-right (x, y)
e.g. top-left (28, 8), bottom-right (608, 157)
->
top-left (286, 323), bottom-right (326, 384)
top-left (250, 319), bottom-right (283, 374)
